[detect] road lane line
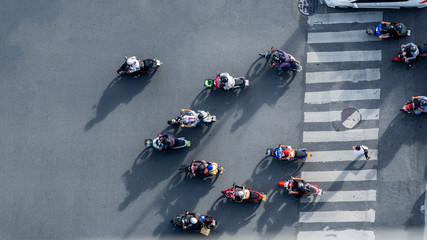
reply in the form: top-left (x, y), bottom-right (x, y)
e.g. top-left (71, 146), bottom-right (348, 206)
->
top-left (298, 230), bottom-right (375, 240)
top-left (304, 89), bottom-right (381, 104)
top-left (308, 12), bottom-right (383, 25)
top-left (304, 109), bottom-right (380, 122)
top-left (300, 190), bottom-right (377, 203)
top-left (305, 149), bottom-right (378, 162)
top-left (306, 69), bottom-right (380, 84)
top-left (301, 170), bottom-right (377, 182)
top-left (303, 128), bottom-right (379, 142)
top-left (308, 30), bottom-right (381, 44)
top-left (307, 50), bottom-right (381, 63)
top-left (299, 209), bottom-right (376, 223)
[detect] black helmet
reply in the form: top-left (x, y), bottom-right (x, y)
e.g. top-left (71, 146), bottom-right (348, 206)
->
top-left (272, 55), bottom-right (280, 61)
top-left (220, 76), bottom-right (228, 83)
top-left (198, 112), bottom-right (204, 119)
top-left (406, 45), bottom-right (417, 52)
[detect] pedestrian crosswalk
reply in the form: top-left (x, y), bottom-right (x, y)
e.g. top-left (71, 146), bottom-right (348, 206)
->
top-left (298, 10), bottom-right (382, 240)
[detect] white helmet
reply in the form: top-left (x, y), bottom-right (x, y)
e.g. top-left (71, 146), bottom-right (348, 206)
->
top-left (126, 59), bottom-right (136, 65)
top-left (190, 217), bottom-right (198, 224)
top-left (236, 190), bottom-right (245, 198)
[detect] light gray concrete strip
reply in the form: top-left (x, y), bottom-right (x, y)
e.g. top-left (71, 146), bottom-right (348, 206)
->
top-left (308, 30), bottom-right (381, 44)
top-left (307, 50), bottom-right (381, 63)
top-left (306, 69), bottom-right (380, 84)
top-left (308, 12), bottom-right (383, 25)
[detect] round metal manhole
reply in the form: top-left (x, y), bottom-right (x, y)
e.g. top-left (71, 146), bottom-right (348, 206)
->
top-left (341, 108), bottom-right (362, 129)
top-left (298, 0), bottom-right (321, 16)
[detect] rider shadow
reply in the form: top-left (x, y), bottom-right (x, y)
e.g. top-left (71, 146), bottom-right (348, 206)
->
top-left (229, 57), bottom-right (296, 133)
top-left (84, 73), bottom-right (155, 131)
top-left (152, 172), bottom-right (216, 238)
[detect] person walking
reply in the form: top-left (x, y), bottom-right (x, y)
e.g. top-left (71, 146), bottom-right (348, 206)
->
top-left (353, 145), bottom-right (370, 160)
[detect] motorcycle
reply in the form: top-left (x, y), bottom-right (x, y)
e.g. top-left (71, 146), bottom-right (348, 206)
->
top-left (145, 136), bottom-right (191, 150)
top-left (168, 110), bottom-right (216, 127)
top-left (117, 56), bottom-right (162, 75)
top-left (401, 98), bottom-right (427, 115)
top-left (170, 212), bottom-right (217, 236)
top-left (259, 47), bottom-right (303, 73)
top-left (392, 44), bottom-right (427, 64)
top-left (204, 74), bottom-right (249, 90)
top-left (179, 161), bottom-right (224, 178)
top-left (221, 183), bottom-right (266, 202)
top-left (366, 22), bottom-right (410, 39)
top-left (278, 178), bottom-right (323, 197)
top-left (265, 145), bottom-right (312, 161)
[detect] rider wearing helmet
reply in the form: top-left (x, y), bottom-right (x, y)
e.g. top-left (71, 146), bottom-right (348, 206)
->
top-left (179, 109), bottom-right (207, 128)
top-left (218, 72), bottom-right (236, 91)
top-left (233, 184), bottom-right (250, 202)
top-left (412, 96), bottom-right (427, 114)
top-left (156, 133), bottom-right (176, 151)
top-left (269, 48), bottom-right (292, 75)
top-left (274, 145), bottom-right (294, 160)
top-left (401, 43), bottom-right (419, 68)
top-left (378, 21), bottom-right (406, 40)
top-left (284, 176), bottom-right (309, 198)
top-left (183, 211), bottom-right (202, 230)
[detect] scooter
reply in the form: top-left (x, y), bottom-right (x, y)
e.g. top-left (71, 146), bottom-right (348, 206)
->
top-left (266, 145), bottom-right (312, 161)
top-left (117, 56), bottom-right (162, 75)
top-left (179, 160), bottom-right (224, 178)
top-left (168, 110), bottom-right (216, 127)
top-left (392, 44), bottom-right (427, 65)
top-left (278, 178), bottom-right (323, 197)
top-left (259, 47), bottom-right (303, 73)
top-left (170, 212), bottom-right (216, 236)
top-left (401, 98), bottom-right (427, 115)
top-left (204, 74), bottom-right (249, 90)
top-left (221, 183), bottom-right (266, 202)
top-left (145, 136), bottom-right (191, 151)
top-left (366, 22), bottom-right (410, 39)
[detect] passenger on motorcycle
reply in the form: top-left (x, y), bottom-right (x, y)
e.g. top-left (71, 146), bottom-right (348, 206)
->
top-left (283, 176), bottom-right (310, 198)
top-left (156, 133), bottom-right (176, 151)
top-left (400, 43), bottom-right (419, 68)
top-left (378, 21), bottom-right (406, 40)
top-left (182, 211), bottom-right (202, 230)
top-left (274, 144), bottom-right (293, 160)
top-left (269, 49), bottom-right (299, 74)
top-left (192, 160), bottom-right (219, 177)
top-left (180, 109), bottom-right (204, 128)
top-left (218, 72), bottom-right (236, 91)
top-left (233, 184), bottom-right (250, 202)
top-left (412, 96), bottom-right (427, 114)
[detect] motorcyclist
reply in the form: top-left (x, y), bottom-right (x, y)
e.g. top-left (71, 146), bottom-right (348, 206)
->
top-left (156, 133), bottom-right (176, 151)
top-left (218, 72), bottom-right (236, 91)
top-left (233, 184), bottom-right (250, 202)
top-left (378, 21), bottom-right (406, 40)
top-left (182, 211), bottom-right (203, 231)
top-left (191, 160), bottom-right (220, 177)
top-left (412, 96), bottom-right (427, 114)
top-left (400, 43), bottom-right (419, 68)
top-left (274, 144), bottom-right (294, 160)
top-left (179, 109), bottom-right (206, 128)
top-left (283, 176), bottom-right (310, 198)
top-left (269, 48), bottom-right (300, 74)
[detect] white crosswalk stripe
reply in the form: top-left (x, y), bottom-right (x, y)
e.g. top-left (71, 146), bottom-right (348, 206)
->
top-left (308, 30), bottom-right (381, 44)
top-left (308, 11), bottom-right (383, 25)
top-left (298, 230), bottom-right (375, 240)
top-left (305, 89), bottom-right (381, 104)
top-left (299, 209), bottom-right (376, 223)
top-left (306, 69), bottom-right (380, 84)
top-left (301, 170), bottom-right (377, 182)
top-left (305, 149), bottom-right (378, 162)
top-left (304, 109), bottom-right (380, 122)
top-left (307, 50), bottom-right (381, 63)
top-left (300, 190), bottom-right (377, 203)
top-left (303, 128), bottom-right (379, 142)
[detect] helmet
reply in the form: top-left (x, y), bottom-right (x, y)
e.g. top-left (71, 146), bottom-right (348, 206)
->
top-left (283, 148), bottom-right (290, 156)
top-left (126, 59), bottom-right (136, 65)
top-left (198, 112), bottom-right (204, 119)
top-left (236, 190), bottom-right (245, 198)
top-left (207, 164), bottom-right (213, 170)
top-left (272, 55), bottom-right (280, 61)
top-left (200, 216), bottom-right (206, 223)
top-left (396, 24), bottom-right (403, 31)
top-left (197, 164), bottom-right (205, 171)
top-left (220, 76), bottom-right (228, 83)
top-left (406, 45), bottom-right (417, 52)
top-left (287, 181), bottom-right (293, 190)
top-left (190, 217), bottom-right (198, 224)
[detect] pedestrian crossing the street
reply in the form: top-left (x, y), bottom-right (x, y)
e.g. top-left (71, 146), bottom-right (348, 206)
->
top-left (298, 10), bottom-right (383, 240)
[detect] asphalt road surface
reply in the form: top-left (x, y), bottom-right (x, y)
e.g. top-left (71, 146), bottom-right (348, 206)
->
top-left (0, 1), bottom-right (426, 239)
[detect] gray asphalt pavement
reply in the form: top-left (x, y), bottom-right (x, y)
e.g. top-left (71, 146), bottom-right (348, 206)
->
top-left (1, 1), bottom-right (427, 239)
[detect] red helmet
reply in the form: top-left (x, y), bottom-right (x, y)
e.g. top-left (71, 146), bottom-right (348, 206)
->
top-left (283, 149), bottom-right (290, 156)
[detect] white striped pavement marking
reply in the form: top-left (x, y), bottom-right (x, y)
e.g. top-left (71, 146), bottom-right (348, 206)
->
top-left (306, 149), bottom-right (378, 162)
top-left (307, 50), bottom-right (381, 63)
top-left (301, 170), bottom-right (377, 182)
top-left (308, 11), bottom-right (383, 25)
top-left (298, 230), bottom-right (375, 240)
top-left (304, 109), bottom-right (380, 123)
top-left (304, 89), bottom-right (381, 104)
top-left (300, 190), bottom-right (377, 203)
top-left (306, 69), bottom-right (380, 84)
top-left (308, 30), bottom-right (381, 44)
top-left (299, 209), bottom-right (375, 223)
top-left (303, 128), bottom-right (379, 142)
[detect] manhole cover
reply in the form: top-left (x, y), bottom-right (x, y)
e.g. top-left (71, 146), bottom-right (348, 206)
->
top-left (341, 108), bottom-right (361, 129)
top-left (298, 0), bottom-right (321, 16)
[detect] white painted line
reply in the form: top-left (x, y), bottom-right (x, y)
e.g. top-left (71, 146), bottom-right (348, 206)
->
top-left (298, 230), bottom-right (375, 240)
top-left (300, 190), bottom-right (377, 203)
top-left (308, 12), bottom-right (383, 25)
top-left (304, 109), bottom-right (380, 122)
top-left (303, 128), bottom-right (379, 142)
top-left (306, 149), bottom-right (378, 163)
top-left (307, 50), bottom-right (381, 63)
top-left (301, 170), bottom-right (377, 182)
top-left (304, 89), bottom-right (381, 104)
top-left (306, 69), bottom-right (380, 84)
top-left (308, 30), bottom-right (381, 44)
top-left (299, 209), bottom-right (375, 223)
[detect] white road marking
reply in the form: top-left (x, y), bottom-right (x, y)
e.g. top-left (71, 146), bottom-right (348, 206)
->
top-left (307, 50), bottom-right (381, 63)
top-left (305, 149), bottom-right (378, 162)
top-left (300, 190), bottom-right (377, 203)
top-left (304, 89), bottom-right (381, 104)
top-left (301, 170), bottom-right (377, 182)
top-left (304, 109), bottom-right (380, 122)
top-left (306, 69), bottom-right (380, 84)
top-left (303, 128), bottom-right (379, 142)
top-left (299, 209), bottom-right (376, 223)
top-left (308, 12), bottom-right (383, 25)
top-left (308, 30), bottom-right (381, 44)
top-left (298, 229), bottom-right (375, 240)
